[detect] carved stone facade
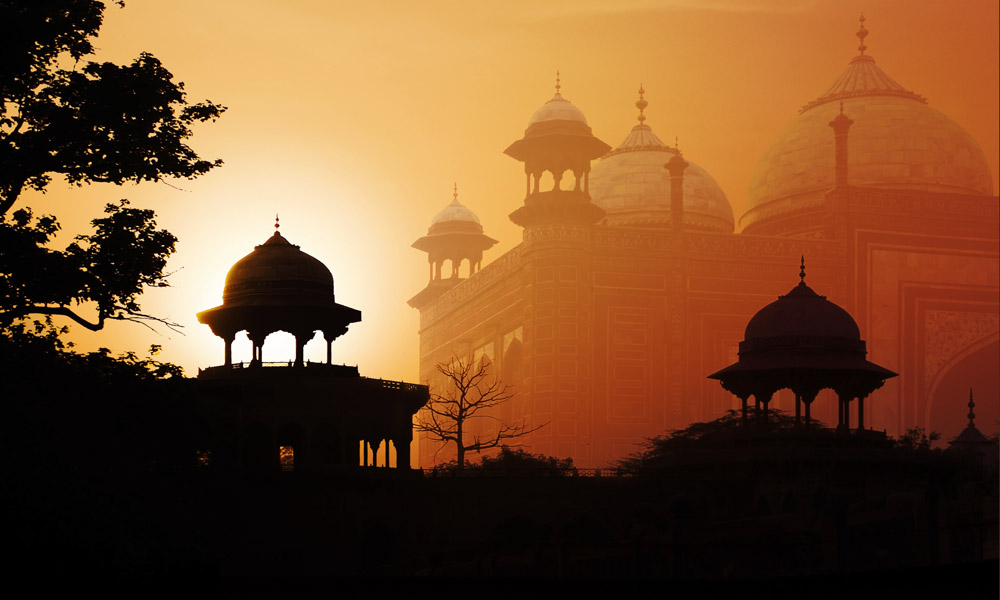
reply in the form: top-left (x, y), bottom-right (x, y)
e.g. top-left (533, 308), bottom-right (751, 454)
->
top-left (410, 39), bottom-right (998, 466)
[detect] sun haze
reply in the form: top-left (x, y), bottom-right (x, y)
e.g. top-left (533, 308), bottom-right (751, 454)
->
top-left (22, 0), bottom-right (998, 389)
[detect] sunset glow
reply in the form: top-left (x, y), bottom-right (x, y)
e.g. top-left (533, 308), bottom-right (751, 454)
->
top-left (25, 0), bottom-right (997, 412)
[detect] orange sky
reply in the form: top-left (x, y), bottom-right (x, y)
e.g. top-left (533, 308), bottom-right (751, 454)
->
top-left (25, 0), bottom-right (999, 383)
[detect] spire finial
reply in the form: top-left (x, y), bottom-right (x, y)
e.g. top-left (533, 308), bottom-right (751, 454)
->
top-left (274, 214), bottom-right (280, 232)
top-left (555, 70), bottom-right (561, 96)
top-left (799, 255), bottom-right (806, 284)
top-left (675, 136), bottom-right (680, 152)
top-left (856, 13), bottom-right (868, 55)
top-left (636, 84), bottom-right (648, 124)
top-left (453, 182), bottom-right (459, 202)
top-left (967, 388), bottom-right (976, 426)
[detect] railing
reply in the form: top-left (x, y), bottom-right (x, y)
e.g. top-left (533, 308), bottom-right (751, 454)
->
top-left (419, 467), bottom-right (631, 478)
top-left (365, 378), bottom-right (427, 393)
top-left (217, 361), bottom-right (359, 369)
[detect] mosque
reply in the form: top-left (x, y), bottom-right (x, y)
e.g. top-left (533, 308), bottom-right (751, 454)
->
top-left (408, 18), bottom-right (999, 467)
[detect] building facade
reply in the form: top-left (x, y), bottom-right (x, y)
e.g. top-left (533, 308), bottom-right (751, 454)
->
top-left (409, 23), bottom-right (998, 467)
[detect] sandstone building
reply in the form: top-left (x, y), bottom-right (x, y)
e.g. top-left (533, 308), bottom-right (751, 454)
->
top-left (408, 20), bottom-right (998, 467)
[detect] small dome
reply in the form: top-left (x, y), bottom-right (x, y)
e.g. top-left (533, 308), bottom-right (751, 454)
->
top-left (528, 92), bottom-right (588, 126)
top-left (744, 282), bottom-right (861, 342)
top-left (223, 231), bottom-right (335, 307)
top-left (743, 29), bottom-right (992, 232)
top-left (590, 118), bottom-right (734, 232)
top-left (431, 198), bottom-right (481, 226)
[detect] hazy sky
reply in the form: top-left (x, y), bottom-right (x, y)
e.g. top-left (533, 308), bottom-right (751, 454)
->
top-left (27, 0), bottom-right (999, 383)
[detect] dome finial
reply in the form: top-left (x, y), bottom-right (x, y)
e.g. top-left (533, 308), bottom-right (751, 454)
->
top-left (274, 214), bottom-right (280, 232)
top-left (555, 70), bottom-right (562, 97)
top-left (453, 182), bottom-right (459, 203)
top-left (799, 255), bottom-right (807, 285)
top-left (967, 388), bottom-right (977, 427)
top-left (636, 84), bottom-right (648, 124)
top-left (856, 13), bottom-right (868, 55)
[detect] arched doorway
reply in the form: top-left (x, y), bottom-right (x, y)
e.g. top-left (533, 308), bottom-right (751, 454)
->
top-left (928, 338), bottom-right (999, 441)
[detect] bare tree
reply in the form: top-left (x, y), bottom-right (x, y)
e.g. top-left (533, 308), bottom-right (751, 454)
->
top-left (416, 355), bottom-right (544, 468)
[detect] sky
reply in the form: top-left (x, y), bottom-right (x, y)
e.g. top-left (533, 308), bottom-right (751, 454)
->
top-left (24, 0), bottom-right (999, 383)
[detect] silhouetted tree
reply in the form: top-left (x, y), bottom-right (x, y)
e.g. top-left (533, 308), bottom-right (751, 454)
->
top-left (0, 0), bottom-right (224, 332)
top-left (416, 355), bottom-right (544, 468)
top-left (895, 426), bottom-right (941, 451)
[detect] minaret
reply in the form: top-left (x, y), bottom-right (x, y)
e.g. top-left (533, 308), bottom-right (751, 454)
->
top-left (408, 184), bottom-right (497, 310)
top-left (829, 101), bottom-right (854, 189)
top-left (504, 73), bottom-right (611, 230)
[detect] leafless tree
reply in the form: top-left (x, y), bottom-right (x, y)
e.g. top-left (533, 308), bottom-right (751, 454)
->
top-left (415, 355), bottom-right (545, 468)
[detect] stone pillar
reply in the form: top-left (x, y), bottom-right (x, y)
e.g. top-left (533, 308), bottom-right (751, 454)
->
top-left (395, 436), bottom-right (411, 470)
top-left (223, 333), bottom-right (234, 366)
top-left (294, 335), bottom-right (305, 367)
top-left (857, 396), bottom-right (865, 431)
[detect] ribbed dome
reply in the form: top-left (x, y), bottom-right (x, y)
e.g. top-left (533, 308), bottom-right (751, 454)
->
top-left (743, 44), bottom-right (993, 232)
top-left (590, 120), bottom-right (734, 232)
top-left (222, 231), bottom-right (335, 307)
top-left (744, 282), bottom-right (861, 342)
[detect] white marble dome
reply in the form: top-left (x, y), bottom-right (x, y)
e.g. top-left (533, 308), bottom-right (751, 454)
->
top-left (528, 92), bottom-right (589, 126)
top-left (589, 97), bottom-right (734, 232)
top-left (431, 197), bottom-right (481, 226)
top-left (743, 46), bottom-right (993, 232)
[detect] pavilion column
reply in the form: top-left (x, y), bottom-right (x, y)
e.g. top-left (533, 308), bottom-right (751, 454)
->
top-left (294, 335), bottom-right (305, 367)
top-left (755, 391), bottom-right (774, 423)
top-left (801, 391), bottom-right (818, 427)
top-left (857, 396), bottom-right (865, 431)
top-left (223, 333), bottom-right (235, 366)
top-left (741, 396), bottom-right (749, 425)
top-left (795, 392), bottom-right (802, 425)
top-left (326, 337), bottom-right (333, 365)
top-left (395, 436), bottom-right (411, 470)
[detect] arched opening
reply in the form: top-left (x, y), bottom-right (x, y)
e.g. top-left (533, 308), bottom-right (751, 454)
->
top-left (231, 331), bottom-right (253, 366)
top-left (276, 422), bottom-right (306, 472)
top-left (928, 338), bottom-right (999, 441)
top-left (537, 171), bottom-right (555, 192)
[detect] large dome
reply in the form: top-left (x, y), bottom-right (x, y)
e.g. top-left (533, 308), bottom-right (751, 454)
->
top-left (743, 22), bottom-right (993, 233)
top-left (590, 91), bottom-right (734, 232)
top-left (223, 230), bottom-right (335, 307)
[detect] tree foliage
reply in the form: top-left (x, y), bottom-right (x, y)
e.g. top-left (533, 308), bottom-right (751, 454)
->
top-left (617, 409), bottom-right (822, 474)
top-left (427, 446), bottom-right (575, 477)
top-left (0, 0), bottom-right (223, 332)
top-left (415, 355), bottom-right (545, 468)
top-left (0, 0), bottom-right (225, 213)
top-left (894, 427), bottom-right (941, 451)
top-left (1, 201), bottom-right (177, 331)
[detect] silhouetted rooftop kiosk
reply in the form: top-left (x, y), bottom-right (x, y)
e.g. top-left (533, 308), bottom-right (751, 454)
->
top-left (197, 219), bottom-right (427, 471)
top-left (709, 258), bottom-right (897, 431)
